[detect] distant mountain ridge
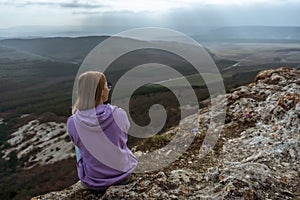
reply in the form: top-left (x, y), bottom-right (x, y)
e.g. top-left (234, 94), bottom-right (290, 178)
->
top-left (1, 25), bottom-right (300, 42)
top-left (0, 36), bottom-right (108, 63)
top-left (193, 26), bottom-right (300, 42)
top-left (214, 26), bottom-right (300, 38)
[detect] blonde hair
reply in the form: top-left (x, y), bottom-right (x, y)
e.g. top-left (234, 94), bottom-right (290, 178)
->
top-left (72, 71), bottom-right (107, 114)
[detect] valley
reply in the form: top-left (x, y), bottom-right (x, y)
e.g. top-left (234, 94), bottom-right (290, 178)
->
top-left (0, 35), bottom-right (299, 199)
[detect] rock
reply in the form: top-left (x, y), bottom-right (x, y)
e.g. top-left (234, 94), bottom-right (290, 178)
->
top-left (204, 167), bottom-right (219, 182)
top-left (2, 119), bottom-right (74, 169)
top-left (32, 181), bottom-right (92, 200)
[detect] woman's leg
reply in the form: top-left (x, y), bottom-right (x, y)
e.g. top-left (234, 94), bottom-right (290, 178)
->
top-left (75, 145), bottom-right (81, 162)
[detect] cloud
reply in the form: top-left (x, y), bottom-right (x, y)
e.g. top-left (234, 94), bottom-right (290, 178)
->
top-left (3, 0), bottom-right (300, 13)
top-left (60, 3), bottom-right (100, 8)
top-left (1, 0), bottom-right (105, 9)
top-left (20, 1), bottom-right (104, 9)
top-left (0, 0), bottom-right (300, 29)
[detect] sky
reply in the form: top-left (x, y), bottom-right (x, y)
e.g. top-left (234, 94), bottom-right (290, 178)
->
top-left (0, 0), bottom-right (300, 35)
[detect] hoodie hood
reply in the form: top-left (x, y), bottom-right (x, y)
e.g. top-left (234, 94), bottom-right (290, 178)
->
top-left (75, 104), bottom-right (116, 131)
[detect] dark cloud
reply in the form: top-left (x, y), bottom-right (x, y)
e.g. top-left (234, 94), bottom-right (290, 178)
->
top-left (60, 2), bottom-right (102, 9)
top-left (23, 1), bottom-right (104, 9)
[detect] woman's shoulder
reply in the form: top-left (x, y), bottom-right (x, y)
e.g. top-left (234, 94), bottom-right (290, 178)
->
top-left (109, 105), bottom-right (127, 117)
top-left (98, 104), bottom-right (125, 113)
top-left (107, 104), bottom-right (130, 133)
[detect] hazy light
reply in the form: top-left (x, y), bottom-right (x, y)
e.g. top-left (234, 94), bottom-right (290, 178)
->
top-left (0, 0), bottom-right (300, 29)
top-left (4, 0), bottom-right (297, 13)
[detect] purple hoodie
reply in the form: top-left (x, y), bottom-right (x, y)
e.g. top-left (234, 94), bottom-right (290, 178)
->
top-left (67, 104), bottom-right (138, 190)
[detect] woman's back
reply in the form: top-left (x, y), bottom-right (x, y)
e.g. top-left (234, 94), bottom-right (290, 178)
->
top-left (67, 104), bottom-right (137, 190)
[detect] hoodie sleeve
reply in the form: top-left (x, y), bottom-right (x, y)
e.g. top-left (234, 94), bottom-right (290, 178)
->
top-left (113, 107), bottom-right (130, 134)
top-left (67, 116), bottom-right (79, 146)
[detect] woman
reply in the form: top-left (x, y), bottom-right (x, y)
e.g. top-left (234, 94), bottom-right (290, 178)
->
top-left (67, 71), bottom-right (137, 191)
